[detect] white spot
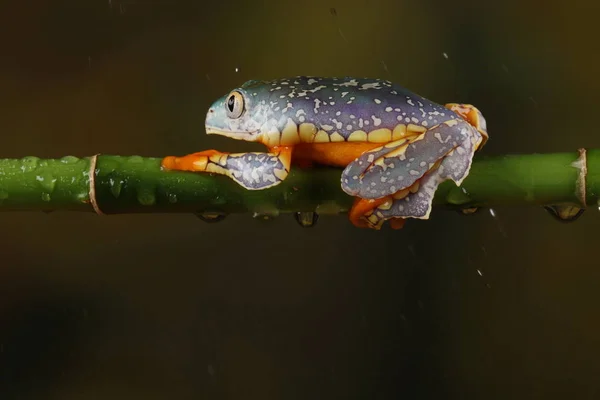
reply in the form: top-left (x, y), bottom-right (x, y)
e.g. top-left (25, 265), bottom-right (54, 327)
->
top-left (313, 99), bottom-right (321, 113)
top-left (307, 78), bottom-right (318, 85)
top-left (374, 99), bottom-right (382, 104)
top-left (322, 124), bottom-right (334, 131)
top-left (361, 82), bottom-right (381, 90)
top-left (371, 115), bottom-right (382, 127)
top-left (407, 99), bottom-right (415, 106)
top-left (336, 111), bottom-right (341, 116)
top-left (443, 52), bottom-right (449, 59)
top-left (385, 107), bottom-right (393, 112)
top-left (346, 125), bottom-right (353, 130)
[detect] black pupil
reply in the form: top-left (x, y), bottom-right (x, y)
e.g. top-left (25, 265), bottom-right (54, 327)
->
top-left (227, 95), bottom-right (235, 112)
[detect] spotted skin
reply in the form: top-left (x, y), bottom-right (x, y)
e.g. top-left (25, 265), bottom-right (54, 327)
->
top-left (342, 118), bottom-right (479, 199)
top-left (162, 76), bottom-right (489, 229)
top-left (362, 119), bottom-right (481, 229)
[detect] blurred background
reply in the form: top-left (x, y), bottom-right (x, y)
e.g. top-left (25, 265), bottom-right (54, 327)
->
top-left (1, 0), bottom-right (600, 398)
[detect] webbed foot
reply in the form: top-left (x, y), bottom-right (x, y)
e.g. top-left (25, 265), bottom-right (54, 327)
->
top-left (161, 147), bottom-right (293, 190)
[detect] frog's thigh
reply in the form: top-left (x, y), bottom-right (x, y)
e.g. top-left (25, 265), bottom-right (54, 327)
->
top-left (341, 119), bottom-right (474, 200)
top-left (345, 119), bottom-right (480, 229)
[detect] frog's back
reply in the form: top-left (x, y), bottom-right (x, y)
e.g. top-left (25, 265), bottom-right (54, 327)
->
top-left (243, 76), bottom-right (458, 143)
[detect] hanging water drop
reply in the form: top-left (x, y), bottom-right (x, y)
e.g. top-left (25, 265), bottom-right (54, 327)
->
top-left (294, 211), bottom-right (319, 227)
top-left (252, 210), bottom-right (280, 221)
top-left (459, 207), bottom-right (479, 216)
top-left (544, 204), bottom-right (585, 223)
top-left (196, 211), bottom-right (227, 223)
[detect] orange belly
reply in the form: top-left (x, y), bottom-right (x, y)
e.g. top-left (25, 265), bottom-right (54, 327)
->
top-left (291, 142), bottom-right (383, 168)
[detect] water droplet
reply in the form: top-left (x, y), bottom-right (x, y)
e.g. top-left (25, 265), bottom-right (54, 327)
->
top-left (196, 211), bottom-right (227, 223)
top-left (41, 192), bottom-right (51, 202)
top-left (60, 156), bottom-right (80, 164)
top-left (137, 190), bottom-right (156, 205)
top-left (127, 156), bottom-right (144, 164)
top-left (109, 178), bottom-right (122, 198)
top-left (36, 173), bottom-right (57, 193)
top-left (20, 156), bottom-right (39, 173)
top-left (544, 204), bottom-right (585, 223)
top-left (489, 208), bottom-right (497, 218)
top-left (252, 210), bottom-right (280, 220)
top-left (294, 211), bottom-right (319, 227)
top-left (315, 202), bottom-right (344, 215)
top-left (459, 207), bottom-right (479, 216)
top-left (167, 193), bottom-right (178, 203)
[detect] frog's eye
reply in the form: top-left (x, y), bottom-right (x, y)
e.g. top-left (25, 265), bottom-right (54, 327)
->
top-left (225, 90), bottom-right (245, 119)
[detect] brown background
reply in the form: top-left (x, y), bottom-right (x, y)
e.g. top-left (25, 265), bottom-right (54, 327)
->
top-left (1, 0), bottom-right (599, 398)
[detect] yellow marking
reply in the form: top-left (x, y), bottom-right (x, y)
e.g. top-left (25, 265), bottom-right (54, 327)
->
top-left (407, 123), bottom-right (427, 134)
top-left (393, 187), bottom-right (411, 200)
top-left (330, 132), bottom-right (345, 142)
top-left (263, 130), bottom-right (281, 147)
top-left (367, 128), bottom-right (392, 143)
top-left (280, 118), bottom-right (300, 146)
top-left (378, 200), bottom-right (392, 210)
top-left (408, 132), bottom-right (427, 143)
top-left (315, 130), bottom-right (330, 142)
top-left (299, 123), bottom-right (317, 142)
top-left (409, 181), bottom-right (420, 193)
top-left (193, 158), bottom-right (208, 170)
top-left (384, 138), bottom-right (407, 148)
top-left (392, 124), bottom-right (407, 140)
top-left (444, 119), bottom-right (459, 127)
top-left (273, 168), bottom-right (287, 181)
top-left (384, 144), bottom-right (409, 159)
top-left (348, 130), bottom-right (368, 142)
top-left (367, 214), bottom-right (379, 225)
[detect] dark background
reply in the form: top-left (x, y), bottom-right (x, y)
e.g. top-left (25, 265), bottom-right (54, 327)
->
top-left (1, 0), bottom-right (600, 398)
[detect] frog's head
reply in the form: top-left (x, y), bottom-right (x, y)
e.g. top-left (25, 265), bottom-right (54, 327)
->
top-left (205, 80), bottom-right (271, 142)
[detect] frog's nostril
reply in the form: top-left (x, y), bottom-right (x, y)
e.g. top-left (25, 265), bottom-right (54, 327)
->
top-left (209, 108), bottom-right (214, 114)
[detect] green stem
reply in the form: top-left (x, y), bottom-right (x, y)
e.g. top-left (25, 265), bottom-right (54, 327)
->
top-left (0, 150), bottom-right (596, 216)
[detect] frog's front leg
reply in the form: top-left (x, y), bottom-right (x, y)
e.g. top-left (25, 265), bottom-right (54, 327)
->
top-left (161, 146), bottom-right (293, 190)
top-left (342, 119), bottom-right (481, 229)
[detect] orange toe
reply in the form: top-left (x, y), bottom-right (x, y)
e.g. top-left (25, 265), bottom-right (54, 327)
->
top-left (348, 196), bottom-right (391, 229)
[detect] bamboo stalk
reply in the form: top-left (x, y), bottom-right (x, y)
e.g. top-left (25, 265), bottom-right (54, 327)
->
top-left (0, 150), bottom-right (595, 220)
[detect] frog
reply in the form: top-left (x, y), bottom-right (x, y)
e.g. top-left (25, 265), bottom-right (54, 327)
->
top-left (161, 76), bottom-right (489, 230)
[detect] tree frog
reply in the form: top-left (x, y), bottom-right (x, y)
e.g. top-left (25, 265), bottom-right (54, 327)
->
top-left (161, 76), bottom-right (488, 230)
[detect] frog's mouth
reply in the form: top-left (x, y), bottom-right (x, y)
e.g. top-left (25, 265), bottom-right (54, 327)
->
top-left (205, 126), bottom-right (260, 141)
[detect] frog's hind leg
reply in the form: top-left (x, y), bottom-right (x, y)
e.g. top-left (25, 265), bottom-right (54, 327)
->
top-left (342, 119), bottom-right (481, 229)
top-left (161, 146), bottom-right (293, 190)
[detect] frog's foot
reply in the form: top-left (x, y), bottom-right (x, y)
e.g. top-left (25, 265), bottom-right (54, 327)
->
top-left (161, 146), bottom-right (293, 190)
top-left (445, 103), bottom-right (488, 149)
top-left (342, 119), bottom-right (481, 229)
top-left (161, 150), bottom-right (225, 172)
top-left (348, 196), bottom-right (393, 229)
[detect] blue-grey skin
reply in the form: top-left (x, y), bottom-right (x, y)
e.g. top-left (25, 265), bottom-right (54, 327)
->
top-left (219, 151), bottom-right (289, 190)
top-left (205, 76), bottom-right (458, 142)
top-left (204, 76), bottom-right (484, 228)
